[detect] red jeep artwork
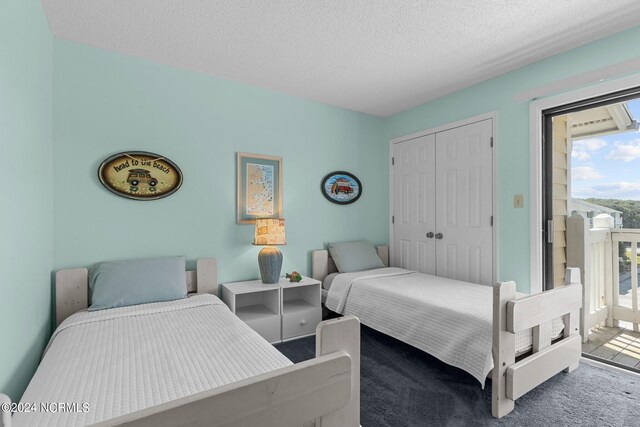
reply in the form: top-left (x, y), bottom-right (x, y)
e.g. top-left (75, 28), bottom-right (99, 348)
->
top-left (331, 178), bottom-right (353, 194)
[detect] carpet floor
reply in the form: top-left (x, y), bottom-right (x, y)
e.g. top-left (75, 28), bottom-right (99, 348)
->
top-left (275, 326), bottom-right (640, 427)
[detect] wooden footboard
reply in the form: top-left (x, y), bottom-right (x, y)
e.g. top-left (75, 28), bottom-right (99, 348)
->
top-left (492, 268), bottom-right (582, 418)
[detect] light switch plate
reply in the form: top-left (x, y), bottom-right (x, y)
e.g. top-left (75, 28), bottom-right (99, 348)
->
top-left (514, 194), bottom-right (524, 208)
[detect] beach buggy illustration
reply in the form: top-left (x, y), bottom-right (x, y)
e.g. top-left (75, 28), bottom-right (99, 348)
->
top-left (127, 169), bottom-right (158, 187)
top-left (331, 178), bottom-right (353, 194)
top-left (321, 171), bottom-right (362, 205)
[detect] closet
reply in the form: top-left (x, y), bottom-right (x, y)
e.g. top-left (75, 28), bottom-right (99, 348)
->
top-left (391, 118), bottom-right (494, 285)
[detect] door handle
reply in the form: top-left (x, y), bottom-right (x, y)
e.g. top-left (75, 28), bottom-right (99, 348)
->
top-left (426, 232), bottom-right (434, 238)
top-left (435, 233), bottom-right (443, 240)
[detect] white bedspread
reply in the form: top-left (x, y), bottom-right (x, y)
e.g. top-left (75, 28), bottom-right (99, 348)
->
top-left (325, 268), bottom-right (563, 386)
top-left (14, 294), bottom-right (291, 427)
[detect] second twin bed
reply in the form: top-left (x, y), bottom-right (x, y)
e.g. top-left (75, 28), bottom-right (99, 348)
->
top-left (312, 241), bottom-right (583, 418)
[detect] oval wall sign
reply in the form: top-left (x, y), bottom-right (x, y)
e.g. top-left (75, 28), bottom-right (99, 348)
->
top-left (98, 151), bottom-right (183, 201)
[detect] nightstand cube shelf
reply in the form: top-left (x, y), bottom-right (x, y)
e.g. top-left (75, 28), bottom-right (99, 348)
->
top-left (221, 281), bottom-right (280, 344)
top-left (280, 277), bottom-right (322, 341)
top-left (222, 276), bottom-right (322, 343)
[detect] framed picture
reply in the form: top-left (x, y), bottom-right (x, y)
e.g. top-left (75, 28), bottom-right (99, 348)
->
top-left (237, 152), bottom-right (283, 224)
top-left (320, 171), bottom-right (362, 205)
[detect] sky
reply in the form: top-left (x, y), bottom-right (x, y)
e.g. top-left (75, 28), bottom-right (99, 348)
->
top-left (571, 98), bottom-right (640, 200)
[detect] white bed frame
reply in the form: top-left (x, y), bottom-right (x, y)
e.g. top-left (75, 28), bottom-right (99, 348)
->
top-left (312, 246), bottom-right (582, 419)
top-left (0, 258), bottom-right (361, 427)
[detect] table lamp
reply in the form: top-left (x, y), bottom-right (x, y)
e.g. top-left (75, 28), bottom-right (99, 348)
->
top-left (253, 218), bottom-right (286, 284)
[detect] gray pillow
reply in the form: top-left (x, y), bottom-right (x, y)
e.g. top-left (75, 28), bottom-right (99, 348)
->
top-left (89, 256), bottom-right (187, 311)
top-left (323, 272), bottom-right (340, 290)
top-left (328, 241), bottom-right (384, 273)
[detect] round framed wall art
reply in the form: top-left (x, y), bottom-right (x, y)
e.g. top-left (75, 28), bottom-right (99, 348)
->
top-left (320, 171), bottom-right (362, 205)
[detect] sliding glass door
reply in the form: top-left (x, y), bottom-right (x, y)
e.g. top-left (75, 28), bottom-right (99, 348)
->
top-left (541, 87), bottom-right (640, 291)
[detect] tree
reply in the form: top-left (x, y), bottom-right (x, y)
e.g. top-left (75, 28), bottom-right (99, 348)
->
top-left (585, 198), bottom-right (640, 229)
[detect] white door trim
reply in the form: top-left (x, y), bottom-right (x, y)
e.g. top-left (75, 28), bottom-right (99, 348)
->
top-left (389, 111), bottom-right (499, 285)
top-left (529, 73), bottom-right (640, 294)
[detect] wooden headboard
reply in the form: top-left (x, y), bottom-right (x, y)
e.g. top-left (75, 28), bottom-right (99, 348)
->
top-left (55, 258), bottom-right (218, 327)
top-left (311, 246), bottom-right (389, 282)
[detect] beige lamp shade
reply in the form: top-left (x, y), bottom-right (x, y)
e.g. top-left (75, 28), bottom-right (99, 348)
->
top-left (253, 218), bottom-right (286, 246)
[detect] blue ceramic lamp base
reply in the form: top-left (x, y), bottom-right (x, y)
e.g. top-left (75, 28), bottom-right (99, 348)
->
top-left (258, 246), bottom-right (283, 284)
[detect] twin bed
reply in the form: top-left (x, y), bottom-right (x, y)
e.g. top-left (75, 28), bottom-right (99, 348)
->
top-left (1, 258), bottom-right (360, 427)
top-left (312, 243), bottom-right (583, 418)
top-left (1, 244), bottom-right (583, 425)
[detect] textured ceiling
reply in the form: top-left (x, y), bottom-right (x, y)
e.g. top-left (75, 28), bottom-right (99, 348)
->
top-left (41, 1), bottom-right (640, 117)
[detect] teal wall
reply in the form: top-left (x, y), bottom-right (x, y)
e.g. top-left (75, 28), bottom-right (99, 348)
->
top-left (51, 25), bottom-right (640, 292)
top-left (0, 0), bottom-right (53, 401)
top-left (53, 40), bottom-right (387, 282)
top-left (384, 26), bottom-right (640, 292)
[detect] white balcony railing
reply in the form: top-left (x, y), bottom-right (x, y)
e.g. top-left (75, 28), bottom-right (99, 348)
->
top-left (567, 213), bottom-right (640, 341)
top-left (611, 229), bottom-right (640, 331)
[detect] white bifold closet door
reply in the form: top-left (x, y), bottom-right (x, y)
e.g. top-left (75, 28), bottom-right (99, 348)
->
top-left (392, 134), bottom-right (437, 274)
top-left (392, 119), bottom-right (493, 285)
top-left (435, 119), bottom-right (493, 285)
